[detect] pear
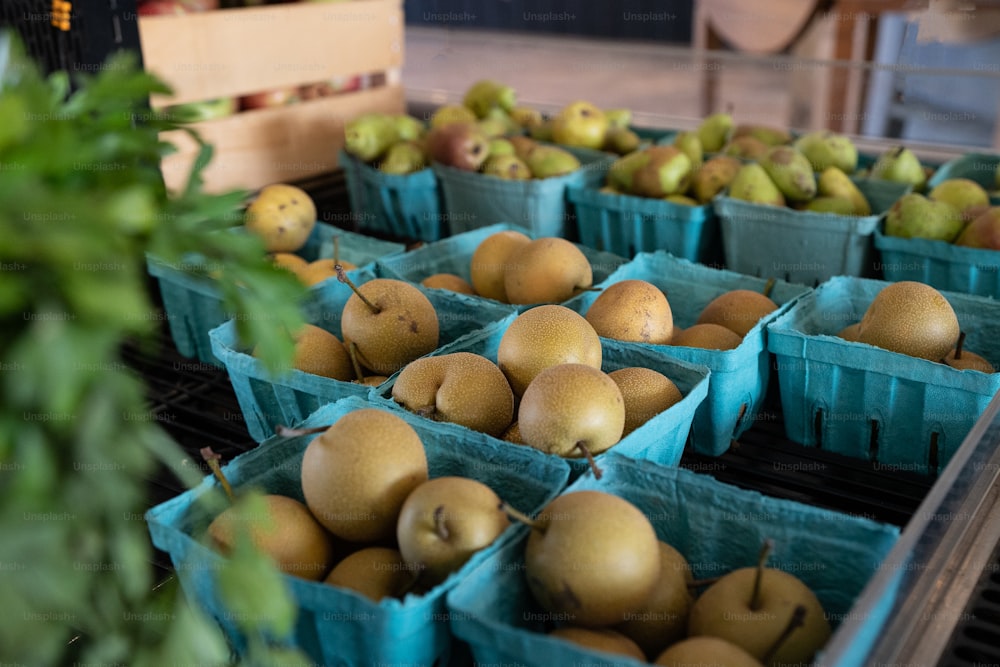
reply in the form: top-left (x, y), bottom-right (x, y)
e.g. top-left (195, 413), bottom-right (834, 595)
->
top-left (300, 408), bottom-right (428, 542)
top-left (271, 252), bottom-right (309, 277)
top-left (344, 112), bottom-right (398, 161)
top-left (207, 494), bottom-right (338, 581)
top-left (871, 146), bottom-right (927, 190)
top-left (462, 79), bottom-right (516, 118)
top-left (339, 277), bottom-right (440, 376)
top-left (632, 146), bottom-right (693, 198)
top-left (690, 156), bottom-right (742, 203)
top-left (603, 127), bottom-right (642, 155)
top-left (507, 135), bottom-right (539, 160)
top-left (391, 352), bottom-right (515, 437)
top-left (608, 150), bottom-right (652, 193)
top-left (481, 154), bottom-right (532, 180)
top-left (885, 193), bottom-right (964, 242)
top-left (497, 304), bottom-right (602, 397)
top-left (378, 140), bottom-right (427, 175)
top-left (760, 146), bottom-right (816, 202)
top-left (697, 288), bottom-right (779, 337)
top-left (523, 145), bottom-right (581, 179)
top-left (477, 114), bottom-right (514, 139)
top-left (942, 331), bottom-right (996, 373)
top-left (509, 105), bottom-right (544, 131)
top-left (696, 112), bottom-right (735, 153)
top-left (722, 136), bottom-right (770, 161)
top-left (671, 323), bottom-right (743, 351)
top-left (793, 130), bottom-right (858, 173)
top-left (390, 114), bottom-right (425, 142)
top-left (396, 476), bottom-right (510, 586)
top-left (801, 197), bottom-right (856, 215)
top-left (955, 206), bottom-right (1000, 249)
top-left (298, 258), bottom-right (355, 287)
top-left (608, 367), bottom-right (683, 437)
top-left (420, 273), bottom-right (475, 294)
top-left (855, 281), bottom-right (960, 361)
top-left (254, 323), bottom-right (353, 381)
top-left (324, 547), bottom-right (414, 601)
top-left (837, 322), bottom-right (862, 341)
top-left (929, 178), bottom-right (991, 221)
top-left (529, 118), bottom-right (554, 142)
top-left (655, 637), bottom-right (765, 667)
top-left (502, 420), bottom-right (523, 444)
top-left (616, 541), bottom-right (695, 659)
top-left (244, 184), bottom-right (317, 253)
top-left (487, 137), bottom-right (515, 157)
top-left (817, 167), bottom-right (871, 215)
top-left (518, 363), bottom-right (626, 458)
top-left (548, 627), bottom-right (646, 662)
top-left (469, 229), bottom-right (532, 302)
top-left (509, 490), bottom-right (660, 627)
top-left (732, 124), bottom-right (792, 146)
top-left (551, 100), bottom-right (609, 150)
top-left (424, 123), bottom-right (490, 171)
top-left (429, 104), bottom-right (477, 129)
top-left (604, 108), bottom-right (633, 130)
top-left (673, 131), bottom-right (704, 169)
top-left (727, 163), bottom-right (785, 206)
top-left (503, 237), bottom-right (592, 305)
top-left (665, 195), bottom-right (700, 206)
top-left (687, 542), bottom-right (832, 667)
top-left (584, 279), bottom-right (673, 344)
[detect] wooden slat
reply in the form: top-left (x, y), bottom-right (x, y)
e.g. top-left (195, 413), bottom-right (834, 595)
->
top-left (137, 0), bottom-right (404, 107)
top-left (158, 84), bottom-right (405, 193)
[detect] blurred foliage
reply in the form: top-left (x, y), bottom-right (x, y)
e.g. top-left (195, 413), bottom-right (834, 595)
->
top-left (0, 30), bottom-right (313, 665)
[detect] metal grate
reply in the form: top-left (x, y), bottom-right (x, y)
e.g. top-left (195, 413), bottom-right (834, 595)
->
top-left (938, 540), bottom-right (1000, 667)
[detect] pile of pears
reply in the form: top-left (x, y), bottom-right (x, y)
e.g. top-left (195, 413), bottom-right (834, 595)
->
top-left (343, 111), bottom-right (430, 175)
top-left (835, 280), bottom-right (994, 373)
top-left (390, 303), bottom-right (688, 459)
top-left (502, 489), bottom-right (832, 666)
top-left (530, 100), bottom-right (645, 156)
top-left (885, 178), bottom-right (1000, 250)
top-left (205, 407), bottom-right (515, 598)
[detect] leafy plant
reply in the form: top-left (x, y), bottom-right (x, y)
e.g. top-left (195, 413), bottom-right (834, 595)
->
top-left (0, 31), bottom-right (314, 665)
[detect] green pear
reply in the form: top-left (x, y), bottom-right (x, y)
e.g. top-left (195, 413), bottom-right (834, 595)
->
top-left (391, 114), bottom-right (425, 142)
top-left (487, 137), bottom-right (516, 157)
top-left (509, 105), bottom-right (544, 131)
top-left (604, 108), bottom-right (633, 129)
top-left (673, 131), bottom-right (704, 169)
top-left (551, 100), bottom-right (609, 150)
top-left (696, 113), bottom-right (734, 153)
top-left (344, 113), bottom-right (398, 162)
top-left (732, 124), bottom-right (792, 146)
top-left (482, 154), bottom-right (533, 180)
top-left (955, 207), bottom-right (1000, 249)
top-left (690, 155), bottom-right (742, 203)
top-left (793, 130), bottom-right (858, 174)
top-left (507, 135), bottom-right (538, 160)
top-left (760, 146), bottom-right (817, 201)
top-left (665, 194), bottom-right (699, 206)
top-left (727, 163), bottom-right (785, 206)
top-left (817, 167), bottom-right (870, 215)
top-left (801, 196), bottom-right (856, 215)
top-left (524, 145), bottom-right (581, 179)
top-left (871, 146), bottom-right (927, 191)
top-left (603, 127), bottom-right (641, 155)
top-left (529, 119), bottom-right (554, 142)
top-left (429, 104), bottom-right (478, 129)
top-left (885, 193), bottom-right (964, 242)
top-left (722, 136), bottom-right (770, 161)
top-left (632, 146), bottom-right (693, 198)
top-left (929, 178), bottom-right (990, 220)
top-left (608, 150), bottom-right (650, 193)
top-left (462, 79), bottom-right (517, 118)
top-left (378, 140), bottom-right (427, 175)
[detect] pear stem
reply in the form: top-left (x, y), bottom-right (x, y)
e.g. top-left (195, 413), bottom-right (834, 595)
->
top-left (761, 604), bottom-right (807, 666)
top-left (347, 340), bottom-right (366, 382)
top-left (750, 538), bottom-right (774, 612)
top-left (955, 331), bottom-right (967, 360)
top-left (200, 447), bottom-right (234, 503)
top-left (333, 235), bottom-right (341, 265)
top-left (336, 265), bottom-right (381, 314)
top-left (499, 501), bottom-right (544, 532)
top-left (575, 442), bottom-right (603, 480)
top-left (274, 424), bottom-right (329, 437)
top-left (762, 277), bottom-right (776, 299)
top-left (687, 576), bottom-right (721, 590)
top-left (433, 505), bottom-right (450, 541)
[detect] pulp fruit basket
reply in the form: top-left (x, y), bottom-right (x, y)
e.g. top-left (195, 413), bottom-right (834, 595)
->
top-left (208, 277), bottom-right (518, 442)
top-left (376, 311), bottom-right (711, 478)
top-left (430, 148), bottom-right (613, 239)
top-left (562, 251), bottom-right (810, 456)
top-left (567, 185), bottom-right (720, 264)
top-left (339, 149), bottom-right (445, 242)
top-left (766, 275), bottom-right (1000, 475)
top-left (873, 223), bottom-right (1000, 299)
top-left (926, 152), bottom-right (1000, 205)
top-left (713, 178), bottom-right (912, 286)
top-left (145, 394), bottom-right (572, 667)
top-left (146, 223), bottom-right (404, 367)
top-left (446, 453), bottom-right (902, 667)
top-left (375, 222), bottom-right (629, 310)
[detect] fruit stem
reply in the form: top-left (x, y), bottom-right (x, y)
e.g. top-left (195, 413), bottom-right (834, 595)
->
top-left (750, 538), bottom-right (774, 612)
top-left (274, 424), bottom-right (329, 437)
top-left (575, 442), bottom-right (603, 480)
top-left (347, 340), bottom-right (366, 382)
top-left (433, 505), bottom-right (450, 541)
top-left (761, 604), bottom-right (807, 665)
top-left (762, 277), bottom-right (776, 299)
top-left (955, 331), bottom-right (967, 360)
top-left (336, 265), bottom-right (381, 314)
top-left (200, 447), bottom-right (234, 503)
top-left (499, 501), bottom-right (544, 532)
top-left (333, 235), bottom-right (341, 265)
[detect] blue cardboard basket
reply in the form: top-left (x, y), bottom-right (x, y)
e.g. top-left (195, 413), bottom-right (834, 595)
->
top-left (446, 453), bottom-right (902, 667)
top-left (339, 150), bottom-right (446, 242)
top-left (375, 222), bottom-right (629, 309)
top-left (713, 178), bottom-right (912, 286)
top-left (873, 223), bottom-right (1000, 299)
top-left (145, 395), bottom-right (572, 667)
top-left (209, 277), bottom-right (518, 442)
top-left (377, 311), bottom-right (711, 478)
top-left (563, 251), bottom-right (809, 456)
top-left (567, 185), bottom-right (720, 264)
top-left (146, 223), bottom-right (404, 367)
top-left (767, 275), bottom-right (1000, 475)
top-left (926, 152), bottom-right (1000, 205)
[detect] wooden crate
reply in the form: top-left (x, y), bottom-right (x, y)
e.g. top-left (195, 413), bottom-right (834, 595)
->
top-left (137, 0), bottom-right (406, 193)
